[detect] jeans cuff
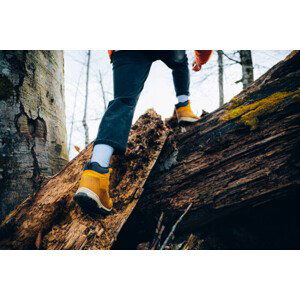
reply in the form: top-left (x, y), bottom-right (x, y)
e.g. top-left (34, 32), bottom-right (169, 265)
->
top-left (176, 91), bottom-right (190, 97)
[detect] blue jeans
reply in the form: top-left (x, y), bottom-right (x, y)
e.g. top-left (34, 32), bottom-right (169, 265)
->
top-left (95, 50), bottom-right (190, 154)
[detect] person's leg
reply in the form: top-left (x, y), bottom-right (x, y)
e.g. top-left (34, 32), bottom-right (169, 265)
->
top-left (75, 51), bottom-right (153, 215)
top-left (91, 144), bottom-right (114, 167)
top-left (177, 95), bottom-right (189, 103)
top-left (90, 51), bottom-right (152, 169)
top-left (94, 51), bottom-right (152, 159)
top-left (161, 50), bottom-right (190, 100)
top-left (162, 50), bottom-right (199, 123)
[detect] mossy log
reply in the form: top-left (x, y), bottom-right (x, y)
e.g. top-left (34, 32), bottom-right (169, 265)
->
top-left (0, 51), bottom-right (299, 250)
top-left (114, 51), bottom-right (300, 249)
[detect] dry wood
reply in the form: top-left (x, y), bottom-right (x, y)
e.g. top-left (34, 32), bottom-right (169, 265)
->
top-left (1, 51), bottom-right (299, 250)
top-left (0, 109), bottom-right (168, 249)
top-left (150, 212), bottom-right (164, 249)
top-left (115, 51), bottom-right (300, 248)
top-left (160, 203), bottom-right (192, 250)
top-left (182, 234), bottom-right (204, 250)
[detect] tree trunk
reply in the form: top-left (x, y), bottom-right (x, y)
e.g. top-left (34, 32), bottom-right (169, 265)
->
top-left (114, 50), bottom-right (300, 249)
top-left (239, 50), bottom-right (254, 89)
top-left (0, 110), bottom-right (168, 249)
top-left (99, 68), bottom-right (107, 110)
top-left (0, 51), bottom-right (299, 250)
top-left (217, 50), bottom-right (224, 106)
top-left (82, 50), bottom-right (91, 147)
top-left (68, 64), bottom-right (84, 155)
top-left (0, 51), bottom-right (68, 222)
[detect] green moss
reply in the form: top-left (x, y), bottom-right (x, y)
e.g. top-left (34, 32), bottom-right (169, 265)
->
top-left (0, 74), bottom-right (14, 100)
top-left (228, 97), bottom-right (245, 109)
top-left (220, 89), bottom-right (300, 130)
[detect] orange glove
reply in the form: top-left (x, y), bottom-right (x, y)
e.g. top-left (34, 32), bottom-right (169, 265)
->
top-left (192, 50), bottom-right (213, 72)
top-left (192, 57), bottom-right (202, 72)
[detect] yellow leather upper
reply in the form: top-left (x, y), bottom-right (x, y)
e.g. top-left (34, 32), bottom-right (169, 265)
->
top-left (78, 169), bottom-right (113, 210)
top-left (176, 101), bottom-right (200, 120)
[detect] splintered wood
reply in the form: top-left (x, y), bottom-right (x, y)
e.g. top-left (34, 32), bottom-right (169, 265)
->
top-left (113, 51), bottom-right (300, 247)
top-left (0, 109), bottom-right (168, 249)
top-left (1, 51), bottom-right (299, 250)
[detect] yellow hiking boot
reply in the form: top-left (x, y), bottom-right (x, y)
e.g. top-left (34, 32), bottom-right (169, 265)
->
top-left (176, 100), bottom-right (200, 124)
top-left (74, 162), bottom-right (113, 216)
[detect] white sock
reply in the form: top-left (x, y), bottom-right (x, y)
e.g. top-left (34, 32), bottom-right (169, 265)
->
top-left (91, 144), bottom-right (114, 168)
top-left (177, 95), bottom-right (189, 103)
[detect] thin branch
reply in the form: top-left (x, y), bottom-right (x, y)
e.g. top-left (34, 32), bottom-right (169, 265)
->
top-left (65, 53), bottom-right (86, 66)
top-left (68, 64), bottom-right (85, 155)
top-left (222, 51), bottom-right (241, 64)
top-left (99, 69), bottom-right (108, 110)
top-left (192, 71), bottom-right (216, 85)
top-left (154, 225), bottom-right (165, 250)
top-left (253, 63), bottom-right (268, 70)
top-left (150, 212), bottom-right (164, 249)
top-left (235, 78), bottom-right (243, 84)
top-left (160, 203), bottom-right (192, 250)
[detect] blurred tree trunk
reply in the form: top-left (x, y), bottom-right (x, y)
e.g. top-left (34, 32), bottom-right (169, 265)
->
top-left (82, 50), bottom-right (91, 147)
top-left (99, 68), bottom-right (107, 110)
top-left (239, 50), bottom-right (254, 89)
top-left (217, 50), bottom-right (224, 106)
top-left (0, 50), bottom-right (68, 222)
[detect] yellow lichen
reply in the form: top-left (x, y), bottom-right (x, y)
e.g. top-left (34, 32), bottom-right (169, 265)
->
top-left (220, 89), bottom-right (300, 130)
top-left (228, 97), bottom-right (245, 109)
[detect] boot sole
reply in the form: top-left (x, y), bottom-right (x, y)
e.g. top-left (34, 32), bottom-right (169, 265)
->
top-left (178, 118), bottom-right (201, 126)
top-left (74, 192), bottom-right (111, 217)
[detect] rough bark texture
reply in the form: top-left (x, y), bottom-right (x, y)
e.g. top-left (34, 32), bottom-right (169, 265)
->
top-left (217, 50), bottom-right (224, 107)
top-left (239, 50), bottom-right (254, 89)
top-left (0, 51), bottom-right (299, 250)
top-left (0, 51), bottom-right (68, 222)
top-left (114, 51), bottom-right (300, 249)
top-left (0, 110), bottom-right (168, 249)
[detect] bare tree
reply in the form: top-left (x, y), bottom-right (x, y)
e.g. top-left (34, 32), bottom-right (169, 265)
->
top-left (217, 50), bottom-right (224, 106)
top-left (82, 50), bottom-right (91, 147)
top-left (238, 50), bottom-right (254, 89)
top-left (223, 50), bottom-right (254, 89)
top-left (68, 64), bottom-right (84, 155)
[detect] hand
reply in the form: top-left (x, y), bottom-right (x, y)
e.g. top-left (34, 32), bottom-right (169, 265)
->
top-left (192, 59), bottom-right (202, 72)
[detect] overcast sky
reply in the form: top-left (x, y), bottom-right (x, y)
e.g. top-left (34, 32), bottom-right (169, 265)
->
top-left (65, 50), bottom-right (290, 159)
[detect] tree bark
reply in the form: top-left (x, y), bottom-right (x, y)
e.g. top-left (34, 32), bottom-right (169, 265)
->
top-left (114, 51), bottom-right (300, 248)
top-left (217, 50), bottom-right (224, 107)
top-left (239, 50), bottom-right (254, 89)
top-left (82, 50), bottom-right (91, 147)
top-left (0, 51), bottom-right (68, 222)
top-left (0, 51), bottom-right (299, 250)
top-left (0, 110), bottom-right (168, 249)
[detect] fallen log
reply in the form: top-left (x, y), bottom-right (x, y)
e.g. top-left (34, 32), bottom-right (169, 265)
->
top-left (1, 51), bottom-right (299, 250)
top-left (0, 110), bottom-right (168, 249)
top-left (114, 51), bottom-right (300, 248)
